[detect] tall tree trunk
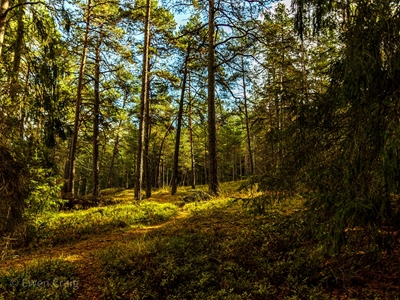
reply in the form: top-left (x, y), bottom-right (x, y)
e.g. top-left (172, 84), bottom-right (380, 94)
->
top-left (207, 0), bottom-right (219, 195)
top-left (92, 27), bottom-right (103, 200)
top-left (171, 47), bottom-right (190, 195)
top-left (10, 2), bottom-right (24, 103)
top-left (0, 0), bottom-right (9, 58)
top-left (134, 0), bottom-right (151, 200)
top-left (188, 73), bottom-right (195, 189)
top-left (64, 0), bottom-right (91, 198)
top-left (144, 67), bottom-right (151, 198)
top-left (241, 57), bottom-right (253, 175)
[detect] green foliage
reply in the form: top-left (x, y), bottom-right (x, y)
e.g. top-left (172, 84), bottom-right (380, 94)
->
top-left (26, 167), bottom-right (64, 216)
top-left (296, 0), bottom-right (400, 253)
top-left (0, 258), bottom-right (78, 300)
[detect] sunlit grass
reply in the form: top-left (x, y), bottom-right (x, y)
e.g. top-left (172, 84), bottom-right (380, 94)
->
top-left (29, 202), bottom-right (179, 246)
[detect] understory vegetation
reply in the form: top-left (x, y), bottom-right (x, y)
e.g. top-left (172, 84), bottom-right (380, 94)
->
top-left (1, 183), bottom-right (399, 299)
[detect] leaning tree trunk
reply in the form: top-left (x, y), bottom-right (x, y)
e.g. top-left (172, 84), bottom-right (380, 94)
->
top-left (134, 0), bottom-right (151, 200)
top-left (92, 27), bottom-right (103, 201)
top-left (207, 0), bottom-right (219, 195)
top-left (64, 0), bottom-right (91, 199)
top-left (171, 47), bottom-right (190, 195)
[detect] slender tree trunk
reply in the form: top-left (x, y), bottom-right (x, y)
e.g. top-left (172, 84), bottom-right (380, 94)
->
top-left (204, 145), bottom-right (207, 185)
top-left (0, 0), bottom-right (10, 58)
top-left (300, 38), bottom-right (308, 103)
top-left (207, 0), bottom-right (219, 195)
top-left (134, 0), bottom-right (151, 200)
top-left (171, 47), bottom-right (190, 195)
top-left (64, 0), bottom-right (91, 198)
top-left (92, 27), bottom-right (103, 201)
top-left (241, 57), bottom-right (253, 175)
top-left (239, 155), bottom-right (242, 178)
top-left (161, 158), bottom-right (164, 188)
top-left (144, 67), bottom-right (151, 198)
top-left (106, 94), bottom-right (127, 188)
top-left (155, 119), bottom-right (175, 188)
top-left (20, 64), bottom-right (29, 137)
top-left (188, 73), bottom-right (195, 189)
top-left (232, 146), bottom-right (236, 181)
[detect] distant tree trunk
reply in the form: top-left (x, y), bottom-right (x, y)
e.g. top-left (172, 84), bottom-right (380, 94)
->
top-left (300, 38), bottom-right (308, 103)
top-left (239, 155), bottom-right (242, 178)
top-left (0, 0), bottom-right (10, 58)
top-left (207, 0), bottom-right (219, 195)
top-left (92, 27), bottom-right (103, 201)
top-left (155, 119), bottom-right (175, 188)
top-left (161, 158), bottom-right (164, 188)
top-left (241, 57), bottom-right (253, 175)
top-left (171, 47), bottom-right (190, 195)
top-left (134, 0), bottom-right (151, 200)
top-left (232, 146), bottom-right (236, 181)
top-left (64, 0), bottom-right (92, 199)
top-left (204, 145), bottom-right (207, 185)
top-left (20, 65), bottom-right (29, 137)
top-left (106, 93), bottom-right (127, 188)
top-left (188, 73), bottom-right (195, 189)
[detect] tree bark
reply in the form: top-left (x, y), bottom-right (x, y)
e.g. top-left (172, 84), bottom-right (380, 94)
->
top-left (64, 0), bottom-right (91, 198)
top-left (92, 27), bottom-right (103, 200)
top-left (134, 0), bottom-right (151, 200)
top-left (171, 47), bottom-right (190, 195)
top-left (207, 0), bottom-right (219, 195)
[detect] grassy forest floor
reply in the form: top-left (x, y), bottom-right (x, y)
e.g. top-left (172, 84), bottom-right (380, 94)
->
top-left (0, 181), bottom-right (400, 299)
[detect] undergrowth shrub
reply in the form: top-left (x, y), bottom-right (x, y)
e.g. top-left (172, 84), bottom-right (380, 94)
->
top-left (0, 258), bottom-right (78, 300)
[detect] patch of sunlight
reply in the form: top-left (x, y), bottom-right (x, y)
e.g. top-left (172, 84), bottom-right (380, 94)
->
top-left (63, 255), bottom-right (82, 262)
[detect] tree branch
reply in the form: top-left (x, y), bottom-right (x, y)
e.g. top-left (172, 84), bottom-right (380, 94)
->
top-left (1, 1), bottom-right (44, 20)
